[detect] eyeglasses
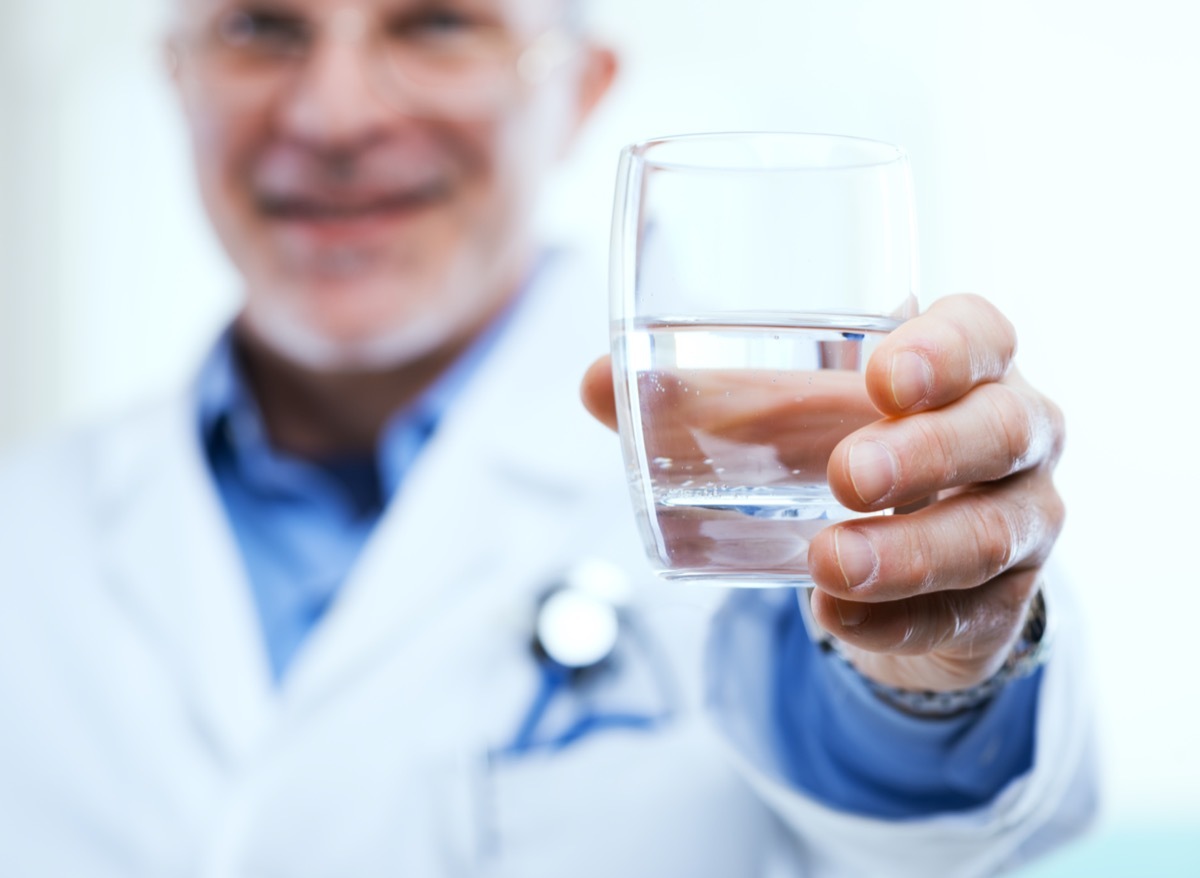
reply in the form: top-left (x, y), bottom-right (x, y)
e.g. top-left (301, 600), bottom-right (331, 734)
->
top-left (171, 5), bottom-right (576, 117)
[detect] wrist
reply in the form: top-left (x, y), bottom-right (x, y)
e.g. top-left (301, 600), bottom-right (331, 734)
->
top-left (799, 586), bottom-right (1053, 719)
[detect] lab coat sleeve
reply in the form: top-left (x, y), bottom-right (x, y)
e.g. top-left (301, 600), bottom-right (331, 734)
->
top-left (704, 577), bottom-right (1098, 878)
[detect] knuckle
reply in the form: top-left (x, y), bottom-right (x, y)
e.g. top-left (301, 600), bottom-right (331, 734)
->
top-left (925, 593), bottom-right (968, 653)
top-left (895, 599), bottom-right (928, 651)
top-left (991, 308), bottom-right (1018, 361)
top-left (987, 383), bottom-right (1035, 471)
top-left (895, 594), bottom-right (962, 654)
top-left (906, 415), bottom-right (960, 488)
top-left (1042, 395), bottom-right (1067, 464)
top-left (928, 295), bottom-right (1018, 386)
top-left (960, 497), bottom-right (1019, 583)
top-left (969, 293), bottom-right (1017, 353)
top-left (942, 593), bottom-right (973, 648)
top-left (1042, 483), bottom-right (1066, 535)
top-left (1025, 479), bottom-right (1065, 566)
top-left (940, 316), bottom-right (975, 380)
top-left (1018, 385), bottom-right (1066, 470)
top-left (985, 572), bottom-right (1041, 644)
top-left (961, 295), bottom-right (1016, 379)
top-left (893, 514), bottom-right (940, 593)
top-left (991, 570), bottom-right (1034, 617)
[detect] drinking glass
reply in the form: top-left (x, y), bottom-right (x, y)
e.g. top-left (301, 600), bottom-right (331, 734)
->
top-left (609, 132), bottom-right (918, 587)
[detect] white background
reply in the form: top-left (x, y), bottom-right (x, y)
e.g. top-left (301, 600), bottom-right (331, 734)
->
top-left (2, 0), bottom-right (1198, 865)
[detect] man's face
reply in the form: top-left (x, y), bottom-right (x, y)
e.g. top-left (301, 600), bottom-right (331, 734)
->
top-left (171, 0), bottom-right (612, 368)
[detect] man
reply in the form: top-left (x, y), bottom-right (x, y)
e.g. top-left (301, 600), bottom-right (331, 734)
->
top-left (0, 0), bottom-right (1094, 874)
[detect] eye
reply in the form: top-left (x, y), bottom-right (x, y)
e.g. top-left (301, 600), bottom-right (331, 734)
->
top-left (414, 9), bottom-right (473, 33)
top-left (388, 6), bottom-right (488, 43)
top-left (216, 7), bottom-right (310, 55)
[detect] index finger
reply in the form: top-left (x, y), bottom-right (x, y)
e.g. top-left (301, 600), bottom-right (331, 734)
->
top-left (870, 293), bottom-right (1017, 415)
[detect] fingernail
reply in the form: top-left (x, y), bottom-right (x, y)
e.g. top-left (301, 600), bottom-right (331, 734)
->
top-left (835, 598), bottom-right (870, 628)
top-left (834, 529), bottom-right (878, 588)
top-left (847, 441), bottom-right (897, 505)
top-left (890, 351), bottom-right (932, 410)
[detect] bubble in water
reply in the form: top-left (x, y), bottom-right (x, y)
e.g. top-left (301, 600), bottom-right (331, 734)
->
top-left (653, 457), bottom-right (674, 469)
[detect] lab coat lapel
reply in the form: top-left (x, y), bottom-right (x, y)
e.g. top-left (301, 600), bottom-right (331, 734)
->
top-left (92, 397), bottom-right (276, 762)
top-left (282, 252), bottom-right (618, 710)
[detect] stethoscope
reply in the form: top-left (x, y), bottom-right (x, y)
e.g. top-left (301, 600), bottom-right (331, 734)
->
top-left (498, 558), bottom-right (676, 757)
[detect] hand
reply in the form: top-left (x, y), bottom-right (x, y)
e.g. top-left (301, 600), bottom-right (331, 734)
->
top-left (581, 294), bottom-right (1065, 692)
top-left (804, 294), bottom-right (1064, 691)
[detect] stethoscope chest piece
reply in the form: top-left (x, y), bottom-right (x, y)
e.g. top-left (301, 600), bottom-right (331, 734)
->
top-left (533, 557), bottom-right (632, 672)
top-left (503, 559), bottom-right (672, 757)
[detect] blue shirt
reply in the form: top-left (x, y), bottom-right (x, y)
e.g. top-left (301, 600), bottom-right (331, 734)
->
top-left (196, 319), bottom-right (510, 680)
top-left (195, 313), bottom-right (1038, 820)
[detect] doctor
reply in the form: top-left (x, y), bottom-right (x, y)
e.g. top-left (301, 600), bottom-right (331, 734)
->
top-left (0, 0), bottom-right (1094, 875)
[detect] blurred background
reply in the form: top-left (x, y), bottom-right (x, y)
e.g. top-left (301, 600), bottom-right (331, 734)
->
top-left (2, 0), bottom-right (1197, 873)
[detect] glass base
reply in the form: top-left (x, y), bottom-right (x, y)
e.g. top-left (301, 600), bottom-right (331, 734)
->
top-left (654, 568), bottom-right (814, 589)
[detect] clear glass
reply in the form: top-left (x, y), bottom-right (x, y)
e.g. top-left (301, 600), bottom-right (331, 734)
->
top-left (610, 132), bottom-right (919, 587)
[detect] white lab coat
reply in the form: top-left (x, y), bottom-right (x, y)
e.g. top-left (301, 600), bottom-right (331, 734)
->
top-left (0, 252), bottom-right (1096, 877)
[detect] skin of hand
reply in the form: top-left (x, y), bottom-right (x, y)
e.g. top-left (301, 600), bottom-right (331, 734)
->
top-left (581, 294), bottom-right (1065, 692)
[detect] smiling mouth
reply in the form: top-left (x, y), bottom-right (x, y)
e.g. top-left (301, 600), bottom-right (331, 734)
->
top-left (258, 181), bottom-right (450, 224)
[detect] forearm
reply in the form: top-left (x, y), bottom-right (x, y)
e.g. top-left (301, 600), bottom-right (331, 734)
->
top-left (705, 585), bottom-right (1098, 876)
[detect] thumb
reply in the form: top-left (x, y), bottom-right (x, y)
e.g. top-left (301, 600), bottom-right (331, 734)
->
top-left (580, 356), bottom-right (618, 432)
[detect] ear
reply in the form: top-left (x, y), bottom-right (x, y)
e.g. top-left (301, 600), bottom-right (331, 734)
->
top-left (574, 43), bottom-right (619, 127)
top-left (559, 43), bottom-right (619, 153)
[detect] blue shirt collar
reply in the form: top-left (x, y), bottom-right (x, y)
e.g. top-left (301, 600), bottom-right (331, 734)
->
top-left (196, 269), bottom-right (534, 508)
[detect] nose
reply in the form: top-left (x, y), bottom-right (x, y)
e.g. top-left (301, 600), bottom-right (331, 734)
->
top-left (275, 11), bottom-right (401, 150)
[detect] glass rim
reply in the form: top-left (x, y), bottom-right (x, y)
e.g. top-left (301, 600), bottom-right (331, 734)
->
top-left (623, 131), bottom-right (909, 174)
